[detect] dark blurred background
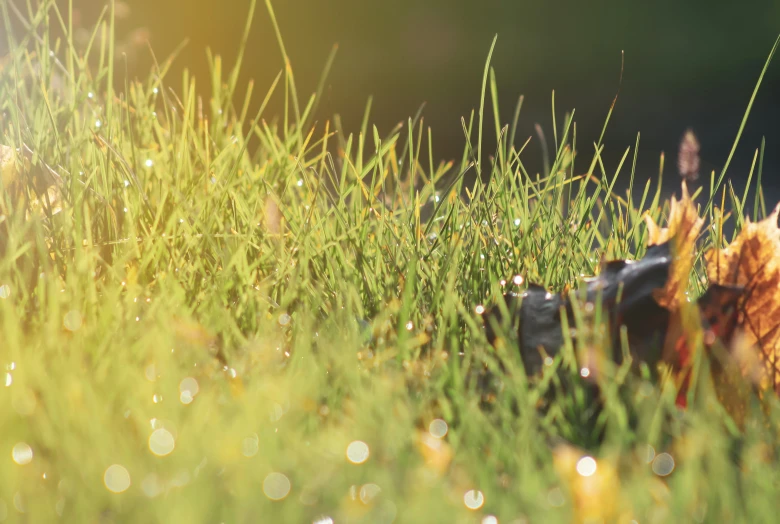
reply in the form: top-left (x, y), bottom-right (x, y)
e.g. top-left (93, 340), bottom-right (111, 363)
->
top-left (6, 0), bottom-right (780, 204)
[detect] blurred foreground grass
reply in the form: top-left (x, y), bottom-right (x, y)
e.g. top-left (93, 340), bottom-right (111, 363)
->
top-left (1, 1), bottom-right (780, 522)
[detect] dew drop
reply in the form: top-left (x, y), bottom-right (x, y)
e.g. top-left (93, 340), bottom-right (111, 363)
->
top-left (475, 305), bottom-right (485, 315)
top-left (144, 159), bottom-right (154, 168)
top-left (0, 284), bottom-right (9, 299)
top-left (278, 313), bottom-right (291, 326)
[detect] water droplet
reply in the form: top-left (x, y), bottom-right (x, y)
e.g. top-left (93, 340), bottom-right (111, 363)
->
top-left (11, 443), bottom-right (33, 465)
top-left (405, 321), bottom-right (414, 331)
top-left (144, 159), bottom-right (154, 168)
top-left (652, 452), bottom-right (675, 476)
top-left (580, 367), bottom-right (591, 378)
top-left (346, 441), bottom-right (370, 464)
top-left (4, 373), bottom-right (10, 387)
top-left (513, 218), bottom-right (521, 226)
top-left (544, 356), bottom-right (554, 366)
top-left (180, 391), bottom-right (193, 404)
top-left (0, 284), bottom-right (10, 299)
top-left (313, 517), bottom-right (334, 524)
top-left (87, 92), bottom-right (94, 98)
top-left (475, 305), bottom-right (485, 315)
top-left (94, 120), bottom-right (102, 128)
top-left (148, 429), bottom-right (175, 456)
top-left (297, 179), bottom-right (304, 187)
top-left (103, 465), bottom-right (131, 493)
top-left (463, 489), bottom-right (484, 510)
top-left (278, 313), bottom-right (291, 326)
top-left (63, 311), bottom-right (83, 332)
top-left (263, 472), bottom-right (291, 500)
top-left (576, 456), bottom-right (597, 477)
top-left (513, 275), bottom-right (524, 285)
top-left (482, 516), bottom-right (499, 524)
top-left (429, 419), bottom-right (448, 438)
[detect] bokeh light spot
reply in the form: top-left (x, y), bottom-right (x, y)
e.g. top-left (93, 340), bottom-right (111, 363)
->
top-left (148, 428), bottom-right (175, 457)
top-left (576, 456), bottom-right (597, 477)
top-left (346, 441), bottom-right (370, 464)
top-left (103, 465), bottom-right (131, 494)
top-left (263, 472), bottom-right (291, 500)
top-left (359, 483), bottom-right (381, 504)
top-left (464, 489), bottom-right (484, 510)
top-left (428, 419), bottom-right (448, 438)
top-left (652, 452), bottom-right (675, 476)
top-left (11, 443), bottom-right (33, 465)
top-left (63, 310), bottom-right (83, 332)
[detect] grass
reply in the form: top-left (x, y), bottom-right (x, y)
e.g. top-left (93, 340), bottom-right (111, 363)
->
top-left (1, 1), bottom-right (780, 522)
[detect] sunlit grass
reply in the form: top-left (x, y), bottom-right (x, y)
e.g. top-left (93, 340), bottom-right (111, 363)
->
top-left (1, 1), bottom-right (780, 522)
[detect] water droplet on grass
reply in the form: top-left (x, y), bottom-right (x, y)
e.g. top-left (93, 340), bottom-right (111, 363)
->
top-left (0, 284), bottom-right (9, 299)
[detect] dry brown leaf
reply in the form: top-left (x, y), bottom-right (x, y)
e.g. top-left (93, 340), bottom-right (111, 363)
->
top-left (644, 182), bottom-right (704, 310)
top-left (705, 204), bottom-right (780, 395)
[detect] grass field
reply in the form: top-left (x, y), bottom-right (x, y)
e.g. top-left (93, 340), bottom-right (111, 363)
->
top-left (2, 1), bottom-right (780, 522)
